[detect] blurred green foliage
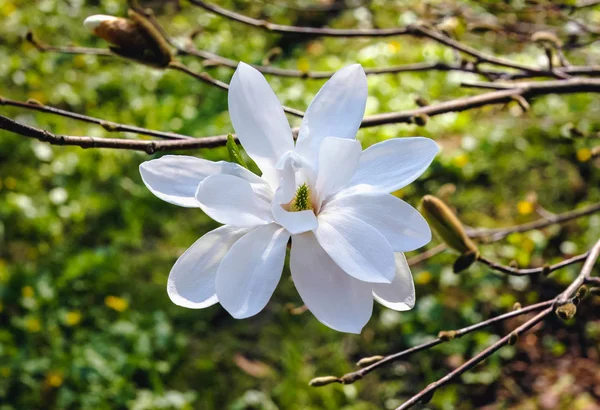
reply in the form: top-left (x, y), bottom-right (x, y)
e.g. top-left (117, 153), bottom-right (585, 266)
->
top-left (1, 0), bottom-right (599, 409)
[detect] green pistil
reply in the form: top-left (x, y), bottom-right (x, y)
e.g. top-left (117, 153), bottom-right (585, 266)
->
top-left (291, 183), bottom-right (312, 212)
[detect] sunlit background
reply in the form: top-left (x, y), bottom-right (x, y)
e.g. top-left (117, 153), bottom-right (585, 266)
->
top-left (1, 0), bottom-right (600, 409)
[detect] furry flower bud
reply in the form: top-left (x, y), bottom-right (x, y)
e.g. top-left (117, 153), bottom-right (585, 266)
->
top-left (84, 10), bottom-right (171, 68)
top-left (419, 195), bottom-right (478, 254)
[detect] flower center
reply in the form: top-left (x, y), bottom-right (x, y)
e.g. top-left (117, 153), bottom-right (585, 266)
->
top-left (290, 183), bottom-right (312, 212)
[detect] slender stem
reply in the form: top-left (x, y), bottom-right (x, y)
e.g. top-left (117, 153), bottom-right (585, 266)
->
top-left (333, 300), bottom-right (554, 385)
top-left (5, 79), bottom-right (600, 151)
top-left (406, 244), bottom-right (447, 266)
top-left (0, 114), bottom-right (229, 153)
top-left (394, 307), bottom-right (553, 410)
top-left (170, 62), bottom-right (305, 118)
top-left (0, 97), bottom-right (192, 140)
top-left (556, 239), bottom-right (600, 304)
top-left (468, 202), bottom-right (600, 241)
top-left (477, 252), bottom-right (589, 277)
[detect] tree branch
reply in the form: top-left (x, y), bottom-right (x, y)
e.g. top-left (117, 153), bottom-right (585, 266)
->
top-left (467, 201), bottom-right (600, 241)
top-left (322, 300), bottom-right (554, 385)
top-left (0, 97), bottom-right (192, 140)
top-left (394, 307), bottom-right (553, 410)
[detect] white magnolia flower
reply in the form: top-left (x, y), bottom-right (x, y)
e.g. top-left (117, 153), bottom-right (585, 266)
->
top-left (140, 63), bottom-right (438, 333)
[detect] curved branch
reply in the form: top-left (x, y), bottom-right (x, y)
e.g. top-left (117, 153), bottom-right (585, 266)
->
top-left (0, 97), bottom-right (192, 140)
top-left (323, 300), bottom-right (553, 385)
top-left (0, 114), bottom-right (228, 154)
top-left (394, 307), bottom-right (553, 410)
top-left (477, 252), bottom-right (589, 276)
top-left (468, 201), bottom-right (600, 241)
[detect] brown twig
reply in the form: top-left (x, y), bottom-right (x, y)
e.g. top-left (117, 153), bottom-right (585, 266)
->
top-left (406, 243), bottom-right (447, 266)
top-left (25, 32), bottom-right (304, 118)
top-left (0, 114), bottom-right (229, 154)
top-left (0, 97), bottom-right (193, 140)
top-left (467, 201), bottom-right (600, 241)
top-left (323, 300), bottom-right (554, 385)
top-left (5, 78), bottom-right (600, 151)
top-left (556, 238), bottom-right (600, 304)
top-left (313, 239), bottom-right (600, 409)
top-left (394, 307), bottom-right (553, 409)
top-left (188, 0), bottom-right (574, 77)
top-left (477, 252), bottom-right (589, 277)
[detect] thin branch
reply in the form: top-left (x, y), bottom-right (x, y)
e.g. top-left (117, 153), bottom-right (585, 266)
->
top-left (556, 238), bottom-right (600, 304)
top-left (467, 202), bottom-right (600, 241)
top-left (477, 252), bottom-right (589, 277)
top-left (5, 78), bottom-right (600, 151)
top-left (394, 307), bottom-right (553, 410)
top-left (330, 300), bottom-right (554, 385)
top-left (188, 0), bottom-right (414, 37)
top-left (0, 114), bottom-right (228, 154)
top-left (188, 0), bottom-right (570, 76)
top-left (360, 78), bottom-right (600, 128)
top-left (0, 97), bottom-right (193, 140)
top-left (26, 32), bottom-right (304, 118)
top-left (406, 243), bottom-right (447, 266)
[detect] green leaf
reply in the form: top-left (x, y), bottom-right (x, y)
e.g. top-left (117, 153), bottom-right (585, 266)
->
top-left (226, 134), bottom-right (248, 169)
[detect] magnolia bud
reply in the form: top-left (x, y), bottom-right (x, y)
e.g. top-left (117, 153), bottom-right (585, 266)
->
top-left (83, 10), bottom-right (171, 68)
top-left (531, 31), bottom-right (563, 48)
top-left (438, 330), bottom-right (457, 341)
top-left (308, 376), bottom-right (339, 387)
top-left (555, 303), bottom-right (577, 321)
top-left (419, 195), bottom-right (478, 254)
top-left (356, 355), bottom-right (384, 367)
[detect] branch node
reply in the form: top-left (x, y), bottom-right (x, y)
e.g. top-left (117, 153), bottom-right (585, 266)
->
top-left (26, 98), bottom-right (44, 106)
top-left (555, 302), bottom-right (577, 321)
top-left (100, 121), bottom-right (119, 132)
top-left (437, 330), bottom-right (458, 341)
top-left (340, 373), bottom-right (363, 384)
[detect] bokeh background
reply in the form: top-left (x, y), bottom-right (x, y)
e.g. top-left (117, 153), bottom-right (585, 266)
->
top-left (1, 0), bottom-right (600, 409)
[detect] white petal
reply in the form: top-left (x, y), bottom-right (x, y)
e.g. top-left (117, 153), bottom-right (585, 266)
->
top-left (315, 137), bottom-right (362, 203)
top-left (348, 137), bottom-right (439, 194)
top-left (291, 232), bottom-right (373, 333)
top-left (216, 224), bottom-right (290, 318)
top-left (315, 212), bottom-right (395, 283)
top-left (167, 225), bottom-right (249, 309)
top-left (139, 155), bottom-right (268, 208)
top-left (325, 193), bottom-right (431, 252)
top-left (295, 65), bottom-right (367, 168)
top-left (195, 174), bottom-right (272, 227)
top-left (228, 63), bottom-right (294, 186)
top-left (372, 253), bottom-right (415, 311)
top-left (272, 205), bottom-right (317, 235)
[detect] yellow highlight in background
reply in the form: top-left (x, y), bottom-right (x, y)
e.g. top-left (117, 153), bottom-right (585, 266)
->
top-left (517, 200), bottom-right (534, 215)
top-left (105, 296), bottom-right (128, 312)
top-left (25, 318), bottom-right (41, 333)
top-left (65, 311), bottom-right (82, 326)
top-left (21, 286), bottom-right (34, 298)
top-left (577, 148), bottom-right (591, 162)
top-left (46, 371), bottom-right (64, 388)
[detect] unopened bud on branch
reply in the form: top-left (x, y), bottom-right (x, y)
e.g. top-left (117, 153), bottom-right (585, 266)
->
top-left (555, 302), bottom-right (577, 321)
top-left (356, 355), bottom-right (384, 367)
top-left (420, 195), bottom-right (478, 255)
top-left (83, 10), bottom-right (172, 68)
top-left (308, 376), bottom-right (340, 387)
top-left (531, 31), bottom-right (563, 48)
